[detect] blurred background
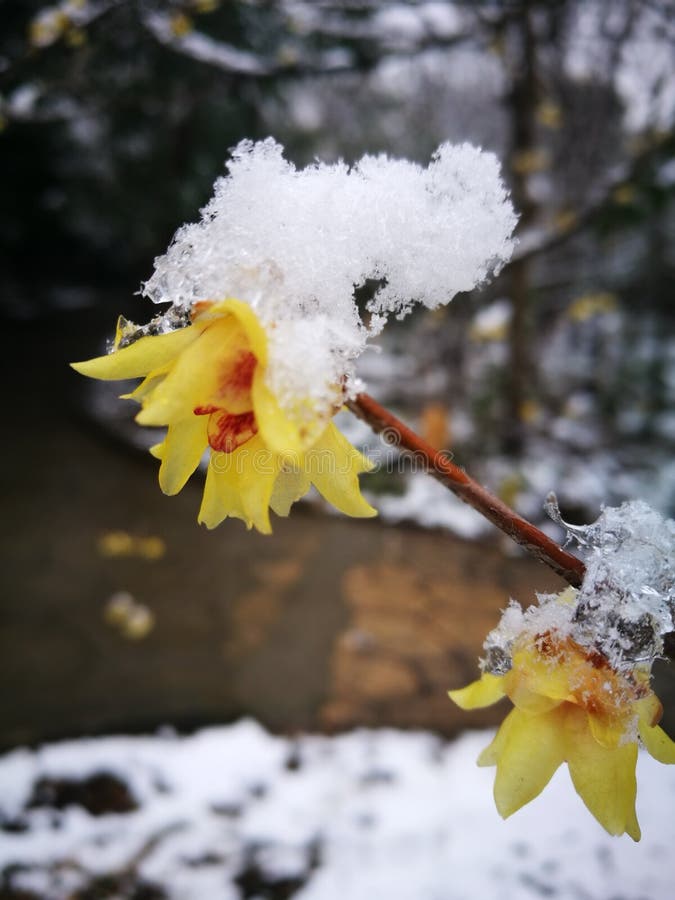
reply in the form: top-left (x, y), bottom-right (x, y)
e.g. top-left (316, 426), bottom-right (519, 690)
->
top-left (1, 2), bottom-right (675, 895)
top-left (0, 0), bottom-right (675, 900)
top-left (0, 0), bottom-right (675, 746)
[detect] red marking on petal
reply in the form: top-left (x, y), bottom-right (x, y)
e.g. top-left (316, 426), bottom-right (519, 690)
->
top-left (217, 350), bottom-right (257, 399)
top-left (194, 404), bottom-right (220, 417)
top-left (207, 410), bottom-right (258, 453)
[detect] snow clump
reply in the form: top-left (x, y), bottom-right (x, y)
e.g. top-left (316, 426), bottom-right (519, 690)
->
top-left (141, 138), bottom-right (517, 420)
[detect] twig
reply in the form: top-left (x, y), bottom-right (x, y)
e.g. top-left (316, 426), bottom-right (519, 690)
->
top-left (347, 392), bottom-right (586, 588)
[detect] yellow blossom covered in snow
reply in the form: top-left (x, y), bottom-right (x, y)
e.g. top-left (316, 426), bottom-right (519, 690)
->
top-left (449, 589), bottom-right (675, 841)
top-left (72, 298), bottom-right (375, 533)
top-left (74, 139), bottom-right (519, 528)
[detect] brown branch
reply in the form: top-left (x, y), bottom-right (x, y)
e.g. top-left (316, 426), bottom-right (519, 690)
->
top-left (347, 392), bottom-right (586, 588)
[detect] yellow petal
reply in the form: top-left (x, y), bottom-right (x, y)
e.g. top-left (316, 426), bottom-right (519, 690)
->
top-left (492, 707), bottom-right (566, 818)
top-left (477, 706), bottom-right (518, 766)
top-left (564, 705), bottom-right (639, 839)
top-left (635, 692), bottom-right (663, 728)
top-left (137, 318), bottom-right (243, 426)
top-left (625, 804), bottom-right (642, 842)
top-left (306, 423), bottom-right (376, 518)
top-left (198, 452), bottom-right (248, 530)
top-left (251, 369), bottom-right (307, 457)
top-left (503, 676), bottom-right (563, 714)
top-left (587, 709), bottom-right (634, 750)
top-left (198, 435), bottom-right (280, 534)
top-left (448, 672), bottom-right (506, 710)
top-left (206, 298), bottom-right (268, 367)
top-left (120, 370), bottom-right (169, 402)
top-left (510, 646), bottom-right (575, 703)
top-left (556, 586), bottom-right (578, 605)
top-left (195, 305), bottom-right (263, 415)
top-left (234, 437), bottom-right (281, 533)
top-left (157, 416), bottom-right (208, 495)
top-left (71, 325), bottom-right (199, 380)
top-left (639, 722), bottom-right (675, 764)
top-left (270, 466), bottom-right (312, 517)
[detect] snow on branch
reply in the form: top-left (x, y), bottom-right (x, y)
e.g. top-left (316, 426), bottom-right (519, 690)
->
top-left (142, 11), bottom-right (270, 77)
top-left (141, 4), bottom-right (474, 79)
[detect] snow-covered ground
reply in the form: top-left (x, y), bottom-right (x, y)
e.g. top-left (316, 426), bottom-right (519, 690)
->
top-left (1, 720), bottom-right (674, 899)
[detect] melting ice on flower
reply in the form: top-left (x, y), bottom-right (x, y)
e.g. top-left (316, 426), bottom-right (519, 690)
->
top-left (450, 501), bottom-right (675, 840)
top-left (73, 139), bottom-right (516, 531)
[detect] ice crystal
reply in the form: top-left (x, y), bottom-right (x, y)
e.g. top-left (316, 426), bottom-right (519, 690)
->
top-left (566, 500), bottom-right (675, 670)
top-left (482, 501), bottom-right (675, 676)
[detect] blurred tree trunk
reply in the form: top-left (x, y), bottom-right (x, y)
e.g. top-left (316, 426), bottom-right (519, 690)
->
top-left (504, 1), bottom-right (539, 453)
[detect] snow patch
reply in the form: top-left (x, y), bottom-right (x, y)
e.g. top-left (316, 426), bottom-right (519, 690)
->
top-left (1, 722), bottom-right (675, 899)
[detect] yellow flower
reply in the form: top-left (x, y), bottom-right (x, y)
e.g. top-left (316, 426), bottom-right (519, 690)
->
top-left (72, 299), bottom-right (376, 533)
top-left (449, 626), bottom-right (675, 840)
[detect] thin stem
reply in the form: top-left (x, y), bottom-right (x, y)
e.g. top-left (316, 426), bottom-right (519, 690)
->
top-left (347, 392), bottom-right (586, 588)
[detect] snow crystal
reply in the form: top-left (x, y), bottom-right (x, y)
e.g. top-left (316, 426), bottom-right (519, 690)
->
top-left (481, 599), bottom-right (526, 674)
top-left (482, 501), bottom-right (675, 677)
top-left (565, 500), bottom-right (675, 670)
top-left (142, 138), bottom-right (516, 422)
top-left (481, 590), bottom-right (578, 676)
